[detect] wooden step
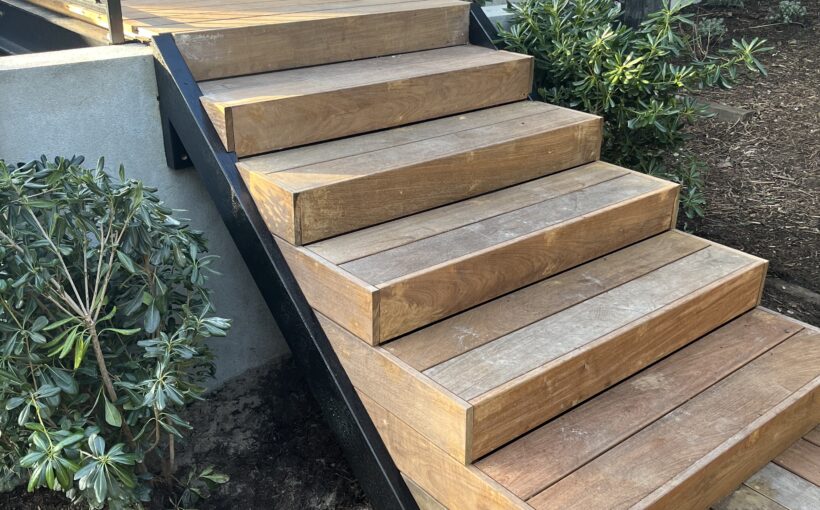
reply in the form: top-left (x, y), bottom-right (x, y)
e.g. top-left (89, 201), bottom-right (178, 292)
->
top-left (173, 0), bottom-right (471, 80)
top-left (321, 232), bottom-right (768, 464)
top-left (239, 102), bottom-right (602, 244)
top-left (373, 308), bottom-right (817, 510)
top-left (476, 310), bottom-right (819, 510)
top-left (280, 162), bottom-right (679, 344)
top-left (199, 45), bottom-right (533, 156)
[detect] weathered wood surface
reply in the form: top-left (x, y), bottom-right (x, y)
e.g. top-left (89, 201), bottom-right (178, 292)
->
top-left (525, 329), bottom-right (820, 509)
top-left (201, 45), bottom-right (533, 155)
top-left (477, 308), bottom-right (802, 500)
top-left (284, 167), bottom-right (678, 344)
top-left (238, 102), bottom-right (602, 244)
top-left (746, 463), bottom-right (820, 510)
top-left (403, 474), bottom-right (447, 510)
top-left (774, 439), bottom-right (820, 486)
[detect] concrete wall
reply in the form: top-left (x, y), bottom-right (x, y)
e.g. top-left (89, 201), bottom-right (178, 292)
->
top-left (0, 45), bottom-right (289, 386)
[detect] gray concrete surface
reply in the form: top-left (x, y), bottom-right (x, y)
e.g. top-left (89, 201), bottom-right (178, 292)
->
top-left (0, 44), bottom-right (289, 386)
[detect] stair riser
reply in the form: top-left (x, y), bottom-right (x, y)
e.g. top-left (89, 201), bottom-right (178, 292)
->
top-left (636, 381), bottom-right (819, 510)
top-left (469, 261), bottom-right (766, 461)
top-left (282, 182), bottom-right (678, 345)
top-left (376, 184), bottom-right (679, 343)
top-left (177, 2), bottom-right (470, 81)
top-left (209, 57), bottom-right (533, 156)
top-left (242, 116), bottom-right (603, 244)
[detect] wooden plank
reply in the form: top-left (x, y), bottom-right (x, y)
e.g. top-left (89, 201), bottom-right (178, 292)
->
top-left (274, 237), bottom-right (379, 343)
top-left (713, 485), bottom-right (789, 510)
top-left (238, 104), bottom-right (602, 244)
top-left (477, 308), bottom-right (803, 499)
top-left (746, 463), bottom-right (820, 510)
top-left (309, 162), bottom-right (627, 265)
top-left (805, 426), bottom-right (820, 447)
top-left (386, 231), bottom-right (709, 372)
top-left (201, 46), bottom-right (533, 155)
top-left (175, 1), bottom-right (469, 80)
top-left (775, 439), bottom-right (820, 486)
top-left (467, 255), bottom-right (767, 459)
top-left (358, 392), bottom-right (531, 510)
top-left (527, 329), bottom-right (820, 510)
top-left (425, 245), bottom-right (757, 399)
top-left (341, 174), bottom-right (665, 284)
top-left (318, 313), bottom-right (472, 463)
top-left (374, 177), bottom-right (678, 341)
top-left (403, 474), bottom-right (448, 510)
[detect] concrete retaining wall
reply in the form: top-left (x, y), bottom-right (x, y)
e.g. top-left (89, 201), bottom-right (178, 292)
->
top-left (0, 45), bottom-right (289, 387)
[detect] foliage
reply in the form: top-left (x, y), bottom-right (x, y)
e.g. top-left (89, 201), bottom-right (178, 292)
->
top-left (768, 0), bottom-right (807, 24)
top-left (0, 156), bottom-right (230, 508)
top-left (692, 17), bottom-right (727, 59)
top-left (498, 0), bottom-right (770, 223)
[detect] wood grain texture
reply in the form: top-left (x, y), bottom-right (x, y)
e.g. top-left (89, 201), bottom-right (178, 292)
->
top-left (174, 1), bottom-right (469, 80)
top-left (477, 308), bottom-right (803, 500)
top-left (466, 252), bottom-right (767, 459)
top-left (527, 329), bottom-right (820, 510)
top-left (373, 177), bottom-right (678, 341)
top-left (274, 236), bottom-right (379, 343)
top-left (318, 313), bottom-right (472, 463)
top-left (775, 439), bottom-right (820, 486)
top-left (713, 485), bottom-right (789, 510)
top-left (805, 426), bottom-right (820, 447)
top-left (386, 231), bottom-right (709, 372)
top-left (746, 463), bottom-right (820, 510)
top-left (200, 45), bottom-right (533, 155)
top-left (403, 474), bottom-right (448, 510)
top-left (359, 392), bottom-right (531, 510)
top-left (310, 162), bottom-right (628, 265)
top-left (237, 103), bottom-right (602, 244)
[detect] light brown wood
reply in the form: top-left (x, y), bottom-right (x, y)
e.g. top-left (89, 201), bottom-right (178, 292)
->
top-left (713, 485), bottom-right (789, 510)
top-left (309, 162), bottom-right (628, 265)
top-left (359, 392), bottom-right (531, 510)
top-left (237, 102), bottom-right (603, 244)
top-left (462, 249), bottom-right (767, 459)
top-left (805, 426), bottom-right (820, 447)
top-left (318, 313), bottom-right (472, 463)
top-left (527, 329), bottom-right (820, 510)
top-left (403, 474), bottom-right (448, 510)
top-left (746, 463), bottom-right (820, 510)
top-left (775, 439), bottom-right (820, 486)
top-left (283, 169), bottom-right (678, 345)
top-left (275, 236), bottom-right (380, 343)
top-left (477, 308), bottom-right (803, 500)
top-left (370, 176), bottom-right (678, 341)
top-left (200, 45), bottom-right (533, 155)
top-left (174, 1), bottom-right (469, 79)
top-left (386, 231), bottom-right (709, 371)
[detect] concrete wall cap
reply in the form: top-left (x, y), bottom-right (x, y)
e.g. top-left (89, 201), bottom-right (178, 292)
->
top-left (0, 43), bottom-right (152, 71)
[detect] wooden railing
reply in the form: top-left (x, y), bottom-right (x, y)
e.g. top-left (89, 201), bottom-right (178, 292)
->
top-left (22, 0), bottom-right (124, 43)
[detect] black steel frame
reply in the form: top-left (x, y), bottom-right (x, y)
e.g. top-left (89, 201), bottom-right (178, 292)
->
top-left (152, 3), bottom-right (503, 507)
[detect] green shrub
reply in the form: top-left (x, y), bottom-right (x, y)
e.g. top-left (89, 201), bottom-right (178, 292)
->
top-left (498, 0), bottom-right (770, 223)
top-left (704, 0), bottom-right (744, 8)
top-left (768, 0), bottom-right (807, 24)
top-left (0, 156), bottom-right (230, 508)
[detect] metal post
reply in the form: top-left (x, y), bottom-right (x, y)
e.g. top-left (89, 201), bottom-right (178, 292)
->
top-left (104, 0), bottom-right (124, 43)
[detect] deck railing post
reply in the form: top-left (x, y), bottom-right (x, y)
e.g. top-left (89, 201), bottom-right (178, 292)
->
top-left (104, 0), bottom-right (124, 43)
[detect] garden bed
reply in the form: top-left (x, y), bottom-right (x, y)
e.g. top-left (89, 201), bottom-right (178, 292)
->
top-left (686, 0), bottom-right (818, 325)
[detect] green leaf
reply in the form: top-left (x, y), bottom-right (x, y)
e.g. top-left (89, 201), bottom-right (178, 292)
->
top-left (116, 251), bottom-right (137, 274)
top-left (104, 398), bottom-right (122, 427)
top-left (144, 304), bottom-right (160, 334)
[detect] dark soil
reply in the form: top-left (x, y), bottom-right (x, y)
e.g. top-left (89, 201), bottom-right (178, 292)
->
top-left (0, 359), bottom-right (371, 510)
top-left (686, 0), bottom-right (819, 325)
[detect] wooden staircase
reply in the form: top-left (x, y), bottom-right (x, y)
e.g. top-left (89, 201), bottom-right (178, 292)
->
top-left (175, 1), bottom-right (820, 507)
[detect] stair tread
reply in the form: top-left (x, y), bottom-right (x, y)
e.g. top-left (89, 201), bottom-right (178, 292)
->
top-left (200, 45), bottom-right (526, 101)
top-left (199, 44), bottom-right (533, 155)
top-left (172, 0), bottom-right (469, 80)
top-left (321, 232), bottom-right (768, 462)
top-left (282, 163), bottom-right (679, 343)
top-left (239, 101), bottom-right (601, 244)
top-left (475, 310), bottom-right (820, 509)
top-left (774, 439), bottom-right (820, 486)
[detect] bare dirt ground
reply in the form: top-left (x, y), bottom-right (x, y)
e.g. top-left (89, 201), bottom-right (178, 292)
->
top-left (687, 0), bottom-right (819, 325)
